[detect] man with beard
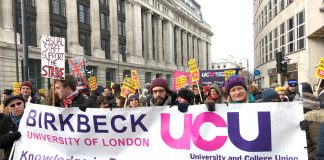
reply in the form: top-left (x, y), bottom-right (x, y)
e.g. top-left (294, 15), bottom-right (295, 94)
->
top-left (146, 78), bottom-right (177, 106)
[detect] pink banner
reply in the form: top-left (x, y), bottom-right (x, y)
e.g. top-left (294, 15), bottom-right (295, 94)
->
top-left (173, 70), bottom-right (192, 91)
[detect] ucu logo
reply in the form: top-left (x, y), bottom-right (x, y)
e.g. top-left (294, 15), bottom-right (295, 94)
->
top-left (160, 112), bottom-right (272, 152)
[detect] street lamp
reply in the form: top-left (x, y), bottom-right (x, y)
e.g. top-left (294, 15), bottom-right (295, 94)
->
top-left (240, 58), bottom-right (250, 85)
top-left (117, 45), bottom-right (127, 84)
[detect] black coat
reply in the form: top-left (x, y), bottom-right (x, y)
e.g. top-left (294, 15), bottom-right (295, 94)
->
top-left (318, 92), bottom-right (324, 108)
top-left (0, 116), bottom-right (19, 160)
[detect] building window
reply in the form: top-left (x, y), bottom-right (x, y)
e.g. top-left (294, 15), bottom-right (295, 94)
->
top-left (269, 32), bottom-right (273, 60)
top-left (296, 10), bottom-right (305, 50)
top-left (273, 27), bottom-right (279, 56)
top-left (123, 70), bottom-right (131, 79)
top-left (166, 74), bottom-right (171, 88)
top-left (287, 0), bottom-right (294, 6)
top-left (287, 17), bottom-right (294, 53)
top-left (106, 68), bottom-right (115, 85)
top-left (100, 0), bottom-right (109, 6)
top-left (100, 13), bottom-right (109, 31)
top-left (51, 0), bottom-right (66, 16)
top-left (273, 0), bottom-right (278, 17)
top-left (279, 22), bottom-right (286, 53)
top-left (268, 1), bottom-right (272, 21)
top-left (117, 0), bottom-right (125, 14)
top-left (280, 0), bottom-right (285, 12)
top-left (218, 65), bottom-right (220, 69)
top-left (79, 33), bottom-right (91, 56)
top-left (118, 20), bottom-right (126, 36)
top-left (145, 72), bottom-right (152, 84)
top-left (223, 65), bottom-right (226, 68)
top-left (79, 4), bottom-right (90, 25)
top-left (101, 38), bottom-right (110, 59)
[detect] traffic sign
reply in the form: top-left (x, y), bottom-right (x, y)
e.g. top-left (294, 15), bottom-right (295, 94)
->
top-left (254, 69), bottom-right (261, 76)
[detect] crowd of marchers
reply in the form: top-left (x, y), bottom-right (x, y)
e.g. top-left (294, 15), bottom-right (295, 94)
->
top-left (0, 74), bottom-right (324, 160)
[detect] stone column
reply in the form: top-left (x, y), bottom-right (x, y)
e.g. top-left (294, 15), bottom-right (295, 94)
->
top-left (193, 36), bottom-right (198, 63)
top-left (157, 16), bottom-right (164, 67)
top-left (145, 10), bottom-right (154, 66)
top-left (110, 0), bottom-right (119, 61)
top-left (182, 30), bottom-right (188, 71)
top-left (200, 40), bottom-right (207, 69)
top-left (132, 2), bottom-right (144, 64)
top-left (163, 20), bottom-right (176, 69)
top-left (175, 27), bottom-right (183, 70)
top-left (91, 0), bottom-right (105, 58)
top-left (66, 0), bottom-right (84, 54)
top-left (36, 0), bottom-right (50, 47)
top-left (0, 0), bottom-right (15, 43)
top-left (153, 16), bottom-right (158, 61)
top-left (188, 33), bottom-right (193, 59)
top-left (125, 0), bottom-right (136, 63)
top-left (198, 39), bottom-right (203, 69)
top-left (207, 42), bottom-right (212, 70)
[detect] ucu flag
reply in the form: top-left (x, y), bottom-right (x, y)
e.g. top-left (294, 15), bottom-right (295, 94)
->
top-left (160, 112), bottom-right (272, 152)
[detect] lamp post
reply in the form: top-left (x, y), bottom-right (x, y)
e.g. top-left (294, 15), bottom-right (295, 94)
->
top-left (240, 58), bottom-right (250, 84)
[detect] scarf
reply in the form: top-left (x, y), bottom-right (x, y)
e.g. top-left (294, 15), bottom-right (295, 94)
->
top-left (10, 112), bottom-right (23, 130)
top-left (206, 94), bottom-right (220, 103)
top-left (63, 90), bottom-right (79, 108)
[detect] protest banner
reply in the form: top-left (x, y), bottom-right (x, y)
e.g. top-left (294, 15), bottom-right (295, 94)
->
top-left (200, 69), bottom-right (240, 86)
top-left (131, 70), bottom-right (140, 90)
top-left (88, 76), bottom-right (98, 91)
top-left (173, 70), bottom-right (192, 91)
top-left (315, 58), bottom-right (324, 94)
top-left (68, 57), bottom-right (88, 89)
top-left (121, 77), bottom-right (136, 99)
top-left (13, 82), bottom-right (20, 95)
top-left (41, 36), bottom-right (65, 80)
top-left (12, 102), bottom-right (307, 160)
top-left (175, 75), bottom-right (188, 90)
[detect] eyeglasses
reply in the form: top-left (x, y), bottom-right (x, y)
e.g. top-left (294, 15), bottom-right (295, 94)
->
top-left (130, 99), bottom-right (138, 102)
top-left (9, 101), bottom-right (23, 108)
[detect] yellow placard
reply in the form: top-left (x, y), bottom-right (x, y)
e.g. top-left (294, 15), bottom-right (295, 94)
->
top-left (316, 58), bottom-right (324, 79)
top-left (88, 76), bottom-right (98, 91)
top-left (188, 59), bottom-right (197, 73)
top-left (13, 82), bottom-right (21, 95)
top-left (175, 75), bottom-right (188, 90)
top-left (131, 70), bottom-right (140, 89)
top-left (121, 77), bottom-right (136, 98)
top-left (224, 70), bottom-right (236, 81)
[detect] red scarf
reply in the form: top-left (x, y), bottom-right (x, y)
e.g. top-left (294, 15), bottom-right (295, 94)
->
top-left (63, 90), bottom-right (79, 108)
top-left (206, 94), bottom-right (220, 102)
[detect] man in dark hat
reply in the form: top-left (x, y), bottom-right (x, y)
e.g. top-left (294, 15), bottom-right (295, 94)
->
top-left (0, 95), bottom-right (24, 160)
top-left (147, 78), bottom-right (177, 106)
top-left (1, 89), bottom-right (12, 116)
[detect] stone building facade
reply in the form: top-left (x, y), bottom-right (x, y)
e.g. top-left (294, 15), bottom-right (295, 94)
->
top-left (0, 0), bottom-right (213, 90)
top-left (253, 0), bottom-right (324, 88)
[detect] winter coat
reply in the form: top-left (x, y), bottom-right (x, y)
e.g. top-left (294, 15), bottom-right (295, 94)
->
top-left (60, 92), bottom-right (87, 108)
top-left (304, 109), bottom-right (324, 160)
top-left (286, 90), bottom-right (296, 102)
top-left (205, 84), bottom-right (226, 103)
top-left (318, 90), bottom-right (324, 109)
top-left (0, 116), bottom-right (20, 160)
top-left (316, 123), bottom-right (324, 159)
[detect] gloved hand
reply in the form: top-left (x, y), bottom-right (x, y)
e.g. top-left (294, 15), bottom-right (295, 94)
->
top-left (79, 105), bottom-right (86, 112)
top-left (177, 103), bottom-right (189, 113)
top-left (300, 120), bottom-right (309, 131)
top-left (11, 131), bottom-right (21, 141)
top-left (205, 101), bottom-right (215, 112)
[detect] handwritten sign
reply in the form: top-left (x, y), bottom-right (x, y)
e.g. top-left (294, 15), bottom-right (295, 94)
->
top-left (131, 70), bottom-right (140, 90)
top-left (88, 76), bottom-right (98, 91)
top-left (316, 58), bottom-right (324, 79)
top-left (13, 82), bottom-right (20, 95)
top-left (41, 36), bottom-right (65, 80)
top-left (121, 77), bottom-right (136, 98)
top-left (188, 59), bottom-right (199, 82)
top-left (68, 57), bottom-right (88, 89)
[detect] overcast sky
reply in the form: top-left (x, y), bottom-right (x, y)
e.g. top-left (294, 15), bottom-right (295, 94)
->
top-left (195, 0), bottom-right (255, 70)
